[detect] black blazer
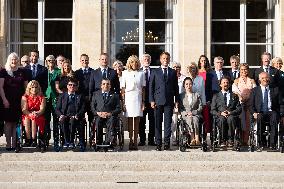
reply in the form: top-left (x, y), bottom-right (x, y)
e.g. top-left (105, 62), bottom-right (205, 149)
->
top-left (228, 69), bottom-right (240, 83)
top-left (149, 67), bottom-right (179, 106)
top-left (89, 67), bottom-right (120, 99)
top-left (55, 92), bottom-right (85, 119)
top-left (279, 71), bottom-right (284, 116)
top-left (25, 64), bottom-right (48, 93)
top-left (253, 66), bottom-right (280, 88)
top-left (250, 86), bottom-right (279, 114)
top-left (140, 67), bottom-right (152, 104)
top-left (75, 67), bottom-right (94, 97)
top-left (91, 91), bottom-right (121, 117)
top-left (211, 91), bottom-right (241, 116)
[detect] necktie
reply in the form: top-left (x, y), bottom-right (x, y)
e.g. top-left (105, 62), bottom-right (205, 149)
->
top-left (163, 68), bottom-right (168, 81)
top-left (233, 71), bottom-right (237, 79)
top-left (224, 92), bottom-right (227, 106)
top-left (145, 68), bottom-right (149, 83)
top-left (263, 87), bottom-right (269, 112)
top-left (265, 67), bottom-right (269, 73)
top-left (102, 68), bottom-right (107, 79)
top-left (32, 64), bottom-right (36, 79)
top-left (69, 94), bottom-right (75, 102)
top-left (83, 68), bottom-right (88, 74)
top-left (103, 92), bottom-right (107, 101)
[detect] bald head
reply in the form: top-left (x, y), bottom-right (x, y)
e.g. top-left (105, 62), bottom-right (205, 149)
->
top-left (259, 72), bottom-right (270, 87)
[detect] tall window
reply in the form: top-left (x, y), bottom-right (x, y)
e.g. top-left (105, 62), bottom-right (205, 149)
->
top-left (110, 0), bottom-right (174, 65)
top-left (211, 0), bottom-right (276, 67)
top-left (8, 0), bottom-right (73, 61)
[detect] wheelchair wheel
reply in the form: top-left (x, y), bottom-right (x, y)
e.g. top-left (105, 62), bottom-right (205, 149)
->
top-left (180, 145), bottom-right (186, 152)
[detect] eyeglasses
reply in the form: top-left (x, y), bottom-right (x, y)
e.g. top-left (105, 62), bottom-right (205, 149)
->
top-left (21, 60), bottom-right (29, 63)
top-left (102, 83), bottom-right (110, 85)
top-left (68, 83), bottom-right (77, 87)
top-left (173, 66), bottom-right (181, 68)
top-left (47, 59), bottom-right (54, 62)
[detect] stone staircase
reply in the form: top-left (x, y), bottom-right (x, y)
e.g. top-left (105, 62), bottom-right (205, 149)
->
top-left (1, 149), bottom-right (284, 189)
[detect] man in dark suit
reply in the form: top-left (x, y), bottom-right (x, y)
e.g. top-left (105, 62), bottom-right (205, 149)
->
top-left (228, 55), bottom-right (240, 83)
top-left (250, 72), bottom-right (279, 150)
top-left (25, 49), bottom-right (48, 93)
top-left (56, 77), bottom-right (86, 151)
top-left (149, 52), bottom-right (179, 151)
top-left (253, 52), bottom-right (280, 88)
top-left (75, 54), bottom-right (94, 127)
top-left (138, 54), bottom-right (155, 146)
top-left (211, 76), bottom-right (242, 147)
top-left (207, 56), bottom-right (230, 101)
top-left (89, 53), bottom-right (120, 100)
top-left (91, 79), bottom-right (121, 145)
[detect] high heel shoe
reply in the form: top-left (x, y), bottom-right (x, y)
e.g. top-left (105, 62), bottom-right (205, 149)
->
top-left (129, 140), bottom-right (134, 150)
top-left (132, 143), bottom-right (138, 151)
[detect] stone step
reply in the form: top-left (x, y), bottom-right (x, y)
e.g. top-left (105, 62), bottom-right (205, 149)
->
top-left (1, 160), bottom-right (284, 172)
top-left (1, 151), bottom-right (284, 162)
top-left (1, 182), bottom-right (284, 189)
top-left (1, 171), bottom-right (284, 183)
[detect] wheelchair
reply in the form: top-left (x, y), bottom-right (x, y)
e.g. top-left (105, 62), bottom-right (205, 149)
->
top-left (91, 116), bottom-right (124, 152)
top-left (211, 115), bottom-right (241, 152)
top-left (15, 121), bottom-right (47, 153)
top-left (57, 118), bottom-right (87, 152)
top-left (249, 115), bottom-right (282, 152)
top-left (176, 116), bottom-right (208, 152)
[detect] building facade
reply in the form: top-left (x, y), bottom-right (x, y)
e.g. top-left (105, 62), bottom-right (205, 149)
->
top-left (0, 0), bottom-right (283, 71)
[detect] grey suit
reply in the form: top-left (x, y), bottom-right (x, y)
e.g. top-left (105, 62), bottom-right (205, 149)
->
top-left (179, 92), bottom-right (203, 133)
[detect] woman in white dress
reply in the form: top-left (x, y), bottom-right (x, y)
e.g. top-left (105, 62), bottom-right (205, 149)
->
top-left (121, 55), bottom-right (145, 150)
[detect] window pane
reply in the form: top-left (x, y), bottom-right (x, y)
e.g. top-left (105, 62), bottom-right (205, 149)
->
top-left (247, 0), bottom-right (275, 19)
top-left (111, 21), bottom-right (139, 42)
top-left (44, 44), bottom-right (72, 61)
top-left (10, 21), bottom-right (38, 42)
top-left (113, 44), bottom-right (139, 65)
top-left (45, 0), bottom-right (73, 18)
top-left (212, 21), bottom-right (240, 42)
top-left (145, 21), bottom-right (173, 43)
top-left (110, 0), bottom-right (139, 19)
top-left (246, 45), bottom-right (273, 66)
top-left (246, 21), bottom-right (274, 43)
top-left (211, 45), bottom-right (240, 66)
top-left (44, 21), bottom-right (72, 42)
top-left (212, 0), bottom-right (240, 19)
top-left (10, 0), bottom-right (37, 18)
top-left (10, 44), bottom-right (38, 59)
top-left (145, 45), bottom-right (165, 66)
top-left (145, 0), bottom-right (172, 19)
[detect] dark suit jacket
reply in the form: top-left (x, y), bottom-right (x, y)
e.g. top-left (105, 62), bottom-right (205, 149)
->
top-left (75, 67), bottom-right (94, 97)
top-left (55, 92), bottom-right (85, 119)
top-left (89, 67), bottom-right (120, 99)
top-left (149, 67), bottom-right (179, 106)
top-left (211, 91), bottom-right (241, 116)
top-left (279, 71), bottom-right (284, 116)
top-left (206, 70), bottom-right (230, 102)
top-left (253, 66), bottom-right (280, 88)
top-left (140, 67), bottom-right (153, 104)
top-left (250, 85), bottom-right (279, 114)
top-left (228, 69), bottom-right (240, 83)
top-left (91, 91), bottom-right (121, 117)
top-left (25, 64), bottom-right (48, 93)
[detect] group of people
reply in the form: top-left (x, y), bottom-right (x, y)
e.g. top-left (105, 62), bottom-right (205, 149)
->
top-left (0, 49), bottom-right (283, 152)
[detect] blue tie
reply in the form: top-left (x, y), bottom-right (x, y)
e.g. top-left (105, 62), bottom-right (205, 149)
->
top-left (102, 69), bottom-right (107, 79)
top-left (262, 87), bottom-right (269, 112)
top-left (224, 92), bottom-right (227, 106)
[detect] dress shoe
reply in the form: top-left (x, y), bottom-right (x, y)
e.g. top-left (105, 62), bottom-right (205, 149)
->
top-left (156, 145), bottom-right (162, 151)
top-left (31, 140), bottom-right (37, 147)
top-left (63, 143), bottom-right (69, 148)
top-left (69, 143), bottom-right (75, 149)
top-left (138, 142), bottom-right (145, 146)
top-left (164, 144), bottom-right (170, 151)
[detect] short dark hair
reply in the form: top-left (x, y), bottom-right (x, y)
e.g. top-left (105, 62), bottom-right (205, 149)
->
top-left (29, 49), bottom-right (39, 56)
top-left (160, 52), bottom-right (170, 57)
top-left (80, 54), bottom-right (89, 58)
top-left (182, 77), bottom-right (193, 88)
top-left (67, 77), bottom-right (78, 85)
top-left (219, 76), bottom-right (231, 85)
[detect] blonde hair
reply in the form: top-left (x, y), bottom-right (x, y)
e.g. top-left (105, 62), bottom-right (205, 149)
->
top-left (61, 59), bottom-right (74, 77)
top-left (187, 62), bottom-right (199, 74)
top-left (271, 57), bottom-right (283, 67)
top-left (5, 52), bottom-right (19, 77)
top-left (230, 55), bottom-right (240, 63)
top-left (25, 80), bottom-right (43, 96)
top-left (45, 55), bottom-right (55, 67)
top-left (126, 55), bottom-right (140, 71)
top-left (112, 60), bottom-right (123, 69)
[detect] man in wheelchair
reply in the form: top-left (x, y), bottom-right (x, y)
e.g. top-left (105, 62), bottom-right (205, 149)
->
top-left (250, 72), bottom-right (279, 150)
top-left (211, 76), bottom-right (242, 148)
top-left (91, 78), bottom-right (121, 146)
top-left (56, 77), bottom-right (86, 151)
